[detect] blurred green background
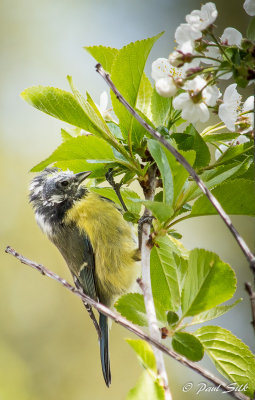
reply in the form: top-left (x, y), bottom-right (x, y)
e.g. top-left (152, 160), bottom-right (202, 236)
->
top-left (1, 0), bottom-right (254, 399)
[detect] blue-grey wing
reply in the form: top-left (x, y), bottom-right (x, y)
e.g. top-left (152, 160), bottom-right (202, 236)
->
top-left (52, 224), bottom-right (98, 301)
top-left (76, 234), bottom-right (98, 301)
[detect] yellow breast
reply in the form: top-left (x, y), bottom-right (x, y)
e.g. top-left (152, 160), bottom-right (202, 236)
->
top-left (64, 192), bottom-right (138, 305)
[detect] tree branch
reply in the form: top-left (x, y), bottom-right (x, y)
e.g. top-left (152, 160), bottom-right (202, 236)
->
top-left (5, 246), bottom-right (249, 400)
top-left (95, 63), bottom-right (255, 276)
top-left (139, 165), bottom-right (172, 400)
top-left (245, 282), bottom-right (255, 334)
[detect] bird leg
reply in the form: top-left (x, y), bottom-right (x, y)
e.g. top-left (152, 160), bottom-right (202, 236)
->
top-left (82, 301), bottom-right (102, 340)
top-left (138, 215), bottom-right (155, 250)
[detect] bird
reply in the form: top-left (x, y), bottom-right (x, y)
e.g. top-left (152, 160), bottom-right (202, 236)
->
top-left (29, 167), bottom-right (140, 387)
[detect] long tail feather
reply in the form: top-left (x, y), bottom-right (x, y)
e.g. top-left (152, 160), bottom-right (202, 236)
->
top-left (99, 313), bottom-right (111, 387)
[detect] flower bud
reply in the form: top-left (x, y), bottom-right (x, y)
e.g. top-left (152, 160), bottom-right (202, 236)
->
top-left (155, 77), bottom-right (178, 97)
top-left (168, 50), bottom-right (184, 67)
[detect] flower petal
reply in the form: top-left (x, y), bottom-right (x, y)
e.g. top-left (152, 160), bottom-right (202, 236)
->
top-left (175, 23), bottom-right (201, 54)
top-left (204, 85), bottom-right (221, 106)
top-left (243, 0), bottom-right (255, 16)
top-left (221, 27), bottom-right (242, 47)
top-left (173, 93), bottom-right (190, 110)
top-left (151, 58), bottom-right (171, 81)
top-left (243, 96), bottom-right (254, 112)
top-left (99, 91), bottom-right (108, 111)
top-left (186, 2), bottom-right (218, 31)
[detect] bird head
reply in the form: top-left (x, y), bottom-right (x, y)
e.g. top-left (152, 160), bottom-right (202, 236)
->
top-left (29, 168), bottom-right (91, 210)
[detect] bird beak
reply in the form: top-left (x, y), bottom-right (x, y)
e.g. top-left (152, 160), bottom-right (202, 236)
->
top-left (74, 171), bottom-right (92, 184)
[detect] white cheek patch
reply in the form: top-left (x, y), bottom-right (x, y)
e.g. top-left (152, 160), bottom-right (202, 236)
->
top-left (50, 194), bottom-right (66, 204)
top-left (35, 213), bottom-right (54, 237)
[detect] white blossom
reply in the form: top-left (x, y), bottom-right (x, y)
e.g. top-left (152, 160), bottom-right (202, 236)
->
top-left (152, 58), bottom-right (186, 80)
top-left (175, 23), bottom-right (202, 53)
top-left (186, 2), bottom-right (218, 31)
top-left (239, 96), bottom-right (254, 133)
top-left (151, 58), bottom-right (186, 97)
top-left (184, 76), bottom-right (221, 106)
top-left (173, 92), bottom-right (210, 123)
top-left (155, 77), bottom-right (177, 97)
top-left (218, 84), bottom-right (242, 131)
top-left (173, 76), bottom-right (220, 123)
top-left (243, 0), bottom-right (255, 15)
top-left (221, 27), bottom-right (242, 47)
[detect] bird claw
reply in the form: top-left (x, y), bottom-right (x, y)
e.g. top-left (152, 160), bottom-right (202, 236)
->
top-left (138, 216), bottom-right (155, 231)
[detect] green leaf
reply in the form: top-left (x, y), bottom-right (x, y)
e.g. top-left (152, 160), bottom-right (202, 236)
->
top-left (203, 132), bottom-right (239, 143)
top-left (190, 179), bottom-right (255, 217)
top-left (168, 230), bottom-right (182, 240)
top-left (115, 293), bottom-right (148, 326)
top-left (216, 142), bottom-right (253, 164)
top-left (107, 122), bottom-right (123, 139)
top-left (54, 160), bottom-right (107, 178)
top-left (147, 139), bottom-right (174, 205)
top-left (123, 211), bottom-right (139, 223)
top-left (187, 160), bottom-right (250, 201)
top-left (172, 124), bottom-right (210, 168)
top-left (136, 74), bottom-right (153, 120)
top-left (195, 326), bottom-right (255, 398)
top-left (31, 135), bottom-right (115, 172)
top-left (110, 33), bottom-right (163, 144)
top-left (247, 16), bottom-right (255, 41)
top-left (162, 147), bottom-right (196, 205)
top-left (151, 89), bottom-right (172, 127)
top-left (190, 299), bottom-right (242, 325)
top-left (167, 311), bottom-right (179, 326)
top-left (173, 252), bottom-right (188, 292)
top-left (115, 293), bottom-right (167, 327)
top-left (172, 332), bottom-right (204, 362)
top-left (85, 45), bottom-right (119, 72)
top-left (126, 339), bottom-right (156, 372)
top-left (182, 249), bottom-right (236, 317)
top-left (126, 371), bottom-right (165, 400)
top-left (21, 86), bottom-right (107, 137)
top-left (60, 128), bottom-right (73, 142)
top-left (141, 201), bottom-right (173, 222)
top-left (151, 236), bottom-right (184, 312)
top-left (90, 187), bottom-right (142, 215)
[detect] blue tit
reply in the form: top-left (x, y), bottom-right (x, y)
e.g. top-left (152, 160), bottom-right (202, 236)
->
top-left (29, 167), bottom-right (139, 387)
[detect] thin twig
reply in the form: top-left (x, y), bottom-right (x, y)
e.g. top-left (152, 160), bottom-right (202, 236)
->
top-left (105, 168), bottom-right (128, 211)
top-left (95, 63), bottom-right (255, 275)
top-left (245, 282), bottom-right (255, 334)
top-left (139, 165), bottom-right (172, 400)
top-left (5, 246), bottom-right (249, 400)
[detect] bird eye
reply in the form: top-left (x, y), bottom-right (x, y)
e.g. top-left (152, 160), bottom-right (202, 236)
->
top-left (60, 180), bottom-right (69, 187)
